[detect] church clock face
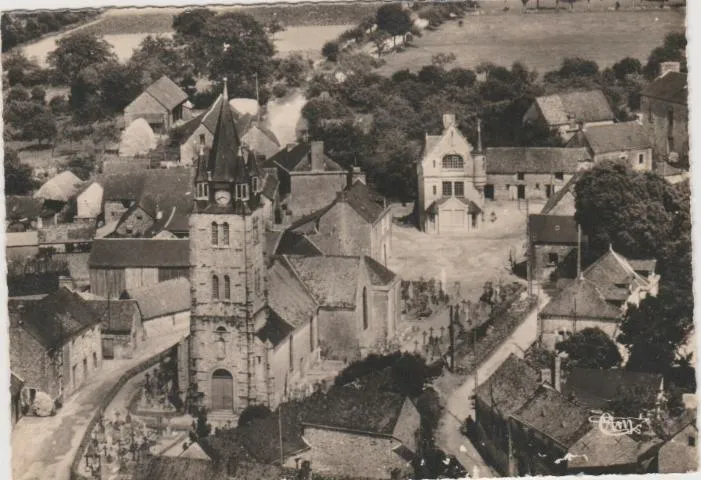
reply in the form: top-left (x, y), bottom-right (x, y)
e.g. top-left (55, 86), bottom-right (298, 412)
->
top-left (215, 189), bottom-right (231, 205)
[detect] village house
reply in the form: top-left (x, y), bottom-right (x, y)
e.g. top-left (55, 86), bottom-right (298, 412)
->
top-left (88, 238), bottom-right (190, 298)
top-left (9, 288), bottom-right (103, 412)
top-left (33, 171), bottom-right (85, 227)
top-left (295, 385), bottom-right (419, 479)
top-left (266, 140), bottom-right (361, 222)
top-left (127, 277), bottom-right (191, 324)
top-left (287, 180), bottom-right (393, 264)
top-left (417, 114), bottom-right (486, 234)
top-left (657, 409), bottom-right (698, 473)
top-left (123, 75), bottom-right (192, 134)
top-left (101, 172), bottom-right (147, 224)
top-left (640, 65), bottom-right (688, 168)
top-left (37, 223), bottom-right (95, 255)
top-left (527, 214), bottom-right (583, 282)
top-left (283, 254), bottom-right (401, 361)
top-left (74, 181), bottom-right (104, 221)
top-left (5, 195), bottom-right (44, 231)
top-left (485, 147), bottom-right (591, 201)
top-left (260, 173), bottom-right (280, 228)
top-left (566, 121), bottom-right (653, 171)
top-left (87, 299), bottom-right (144, 359)
top-left (539, 247), bottom-right (659, 350)
top-left (539, 174), bottom-right (579, 216)
top-left (522, 90), bottom-right (615, 141)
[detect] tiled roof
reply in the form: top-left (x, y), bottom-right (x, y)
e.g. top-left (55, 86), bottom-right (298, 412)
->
top-left (268, 258), bottom-right (317, 329)
top-left (581, 122), bottom-right (652, 154)
top-left (6, 196), bottom-right (44, 220)
top-left (535, 90), bottom-right (615, 126)
top-left (562, 368), bottom-right (662, 410)
top-left (89, 239), bottom-right (189, 268)
top-left (364, 256), bottom-right (396, 286)
top-left (475, 354), bottom-right (542, 416)
top-left (486, 147), bottom-right (590, 174)
top-left (338, 180), bottom-right (387, 224)
top-left (11, 287), bottom-right (101, 349)
top-left (133, 456), bottom-right (227, 480)
top-left (101, 173), bottom-right (146, 201)
top-left (285, 255), bottom-right (359, 309)
top-left (512, 385), bottom-right (592, 448)
top-left (568, 426), bottom-right (642, 469)
top-left (582, 249), bottom-right (650, 295)
top-left (540, 277), bottom-right (621, 320)
top-left (540, 173), bottom-right (579, 215)
top-left (128, 277), bottom-right (191, 320)
top-left (34, 171), bottom-right (84, 202)
top-left (273, 230), bottom-right (324, 256)
top-left (641, 71), bottom-right (687, 105)
top-left (145, 75), bottom-right (188, 111)
top-left (261, 173), bottom-right (278, 201)
top-left (658, 419), bottom-right (698, 474)
top-left (269, 142), bottom-right (345, 172)
top-left (528, 214), bottom-right (579, 244)
top-left (628, 259), bottom-right (657, 276)
top-left (87, 299), bottom-right (140, 334)
top-left (256, 308), bottom-right (295, 347)
top-left (241, 124), bottom-right (280, 159)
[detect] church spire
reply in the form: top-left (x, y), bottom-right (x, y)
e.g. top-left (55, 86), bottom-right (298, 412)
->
top-left (208, 84), bottom-right (246, 184)
top-left (223, 76), bottom-right (229, 101)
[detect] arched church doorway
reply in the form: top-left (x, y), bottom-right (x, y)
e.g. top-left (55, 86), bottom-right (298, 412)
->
top-left (211, 369), bottom-right (234, 410)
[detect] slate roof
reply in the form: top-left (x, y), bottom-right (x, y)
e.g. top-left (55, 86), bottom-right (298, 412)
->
top-left (580, 122), bottom-right (652, 154)
top-left (175, 95), bottom-right (255, 145)
top-left (101, 173), bottom-right (146, 201)
top-left (534, 90), bottom-right (615, 126)
top-left (582, 249), bottom-right (650, 296)
top-left (256, 309), bottom-right (295, 347)
top-left (128, 277), bottom-right (191, 320)
top-left (34, 171), bottom-right (84, 202)
top-left (475, 354), bottom-right (542, 416)
top-left (562, 368), bottom-right (663, 410)
top-left (11, 287), bottom-right (101, 350)
top-left (364, 256), bottom-right (397, 286)
top-left (261, 173), bottom-right (279, 200)
top-left (133, 456), bottom-right (227, 480)
top-left (628, 259), bottom-right (657, 276)
top-left (285, 255), bottom-right (360, 309)
top-left (641, 71), bottom-right (687, 105)
top-left (338, 180), bottom-right (387, 224)
top-left (272, 230), bottom-right (324, 257)
top-left (87, 299), bottom-right (140, 334)
top-left (268, 258), bottom-right (317, 330)
top-left (486, 147), bottom-right (590, 174)
top-left (89, 239), bottom-right (189, 268)
top-left (145, 75), bottom-right (188, 111)
top-left (512, 385), bottom-right (592, 448)
top-left (568, 425), bottom-right (642, 469)
top-left (528, 214), bottom-right (579, 244)
top-left (6, 196), bottom-right (44, 220)
top-left (540, 173), bottom-right (579, 215)
top-left (269, 142), bottom-right (345, 172)
top-left (540, 277), bottom-right (621, 320)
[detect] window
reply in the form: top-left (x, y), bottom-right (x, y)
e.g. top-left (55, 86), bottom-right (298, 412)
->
top-left (254, 269), bottom-right (261, 295)
top-left (432, 185), bottom-right (437, 196)
top-left (433, 160), bottom-right (436, 168)
top-left (224, 275), bottom-right (231, 300)
top-left (289, 336), bottom-right (294, 371)
top-left (212, 275), bottom-right (219, 300)
top-left (211, 222), bottom-right (218, 245)
top-left (668, 135), bottom-right (675, 153)
top-left (252, 217), bottom-right (260, 245)
top-left (92, 352), bottom-right (97, 368)
top-left (638, 153), bottom-right (645, 165)
top-left (222, 223), bottom-right (229, 246)
top-left (454, 182), bottom-right (465, 197)
top-left (548, 253), bottom-right (559, 265)
top-left (442, 181), bottom-right (452, 197)
top-left (535, 183), bottom-right (540, 190)
top-left (442, 155), bottom-right (464, 169)
top-left (554, 172), bottom-right (564, 181)
top-left (199, 133), bottom-right (206, 144)
top-left (689, 436), bottom-right (696, 447)
top-left (252, 177), bottom-right (259, 193)
top-left (517, 172), bottom-right (525, 181)
top-left (235, 184), bottom-right (249, 200)
top-left (136, 213), bottom-right (142, 220)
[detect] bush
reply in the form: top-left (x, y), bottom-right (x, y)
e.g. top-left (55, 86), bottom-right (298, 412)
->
top-left (272, 83), bottom-right (289, 98)
top-left (322, 41), bottom-right (340, 62)
top-left (31, 86), bottom-right (46, 103)
top-left (238, 404), bottom-right (273, 427)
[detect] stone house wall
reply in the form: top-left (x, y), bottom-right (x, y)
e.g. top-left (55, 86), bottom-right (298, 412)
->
top-left (65, 324), bottom-right (102, 397)
top-left (641, 95), bottom-right (688, 164)
top-left (486, 173), bottom-right (575, 201)
top-left (593, 148), bottom-right (653, 172)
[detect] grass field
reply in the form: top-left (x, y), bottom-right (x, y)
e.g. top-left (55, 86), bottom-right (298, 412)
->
top-left (377, 8), bottom-right (685, 76)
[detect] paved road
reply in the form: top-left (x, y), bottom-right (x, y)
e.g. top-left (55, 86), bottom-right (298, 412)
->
top-left (433, 293), bottom-right (550, 478)
top-left (11, 319), bottom-right (189, 480)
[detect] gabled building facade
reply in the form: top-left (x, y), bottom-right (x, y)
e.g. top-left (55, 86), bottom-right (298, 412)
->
top-left (417, 114), bottom-right (486, 234)
top-left (566, 121), bottom-right (653, 171)
top-left (124, 75), bottom-right (191, 134)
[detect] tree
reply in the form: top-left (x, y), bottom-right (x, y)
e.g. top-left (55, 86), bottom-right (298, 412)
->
top-left (97, 61), bottom-right (144, 114)
top-left (66, 153), bottom-right (96, 180)
top-left (369, 29), bottom-right (392, 58)
top-left (5, 86), bottom-right (31, 103)
top-left (322, 40), bottom-right (340, 62)
top-left (643, 32), bottom-right (686, 80)
top-left (612, 57), bottom-right (642, 80)
top-left (24, 110), bottom-right (58, 145)
top-left (172, 7), bottom-right (215, 38)
top-left (431, 52), bottom-right (457, 69)
top-left (47, 31), bottom-right (116, 85)
top-left (556, 328), bottom-right (622, 369)
top-left (238, 404), bottom-right (272, 427)
top-left (376, 3), bottom-right (413, 45)
top-left (607, 383), bottom-right (659, 419)
top-left (129, 34), bottom-right (190, 85)
top-left (4, 149), bottom-right (37, 195)
top-left (30, 86), bottom-right (46, 103)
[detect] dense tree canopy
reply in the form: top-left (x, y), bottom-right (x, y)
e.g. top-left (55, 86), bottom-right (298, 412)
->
top-left (643, 32), bottom-right (687, 80)
top-left (556, 328), bottom-right (622, 370)
top-left (376, 3), bottom-right (413, 38)
top-left (4, 150), bottom-right (37, 195)
top-left (47, 31), bottom-right (116, 85)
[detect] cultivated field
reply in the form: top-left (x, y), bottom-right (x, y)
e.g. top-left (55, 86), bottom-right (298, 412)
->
top-left (377, 8), bottom-right (685, 76)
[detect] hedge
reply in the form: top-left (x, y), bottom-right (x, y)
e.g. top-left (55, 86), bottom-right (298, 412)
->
top-left (69, 345), bottom-right (178, 480)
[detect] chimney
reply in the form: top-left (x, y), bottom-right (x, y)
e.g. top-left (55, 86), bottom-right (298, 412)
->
top-left (553, 354), bottom-right (563, 393)
top-left (351, 166), bottom-right (366, 185)
top-left (476, 117), bottom-right (483, 153)
top-left (310, 141), bottom-right (325, 171)
top-left (660, 61), bottom-right (681, 77)
top-left (442, 113), bottom-right (456, 131)
top-left (540, 368), bottom-right (552, 386)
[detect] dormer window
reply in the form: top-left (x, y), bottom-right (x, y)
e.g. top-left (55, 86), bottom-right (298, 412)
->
top-left (235, 184), bottom-right (249, 200)
top-left (251, 176), bottom-right (259, 193)
top-left (196, 183), bottom-right (209, 200)
top-left (442, 155), bottom-right (464, 170)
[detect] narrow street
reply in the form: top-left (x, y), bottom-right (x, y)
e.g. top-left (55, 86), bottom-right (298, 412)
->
top-left (11, 318), bottom-right (189, 480)
top-left (433, 293), bottom-right (550, 478)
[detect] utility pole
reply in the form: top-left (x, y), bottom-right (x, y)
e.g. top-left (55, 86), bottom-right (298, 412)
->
top-left (526, 200), bottom-right (532, 296)
top-left (449, 305), bottom-right (455, 371)
top-left (576, 224), bottom-right (582, 278)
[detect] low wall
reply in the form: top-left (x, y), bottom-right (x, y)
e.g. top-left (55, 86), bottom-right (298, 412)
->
top-left (69, 346), bottom-right (177, 480)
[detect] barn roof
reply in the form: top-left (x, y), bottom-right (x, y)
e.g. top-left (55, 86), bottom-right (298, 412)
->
top-left (641, 71), bottom-right (687, 105)
top-left (128, 277), bottom-right (191, 320)
top-left (534, 90), bottom-right (615, 126)
top-left (145, 75), bottom-right (188, 111)
top-left (486, 147), bottom-right (590, 174)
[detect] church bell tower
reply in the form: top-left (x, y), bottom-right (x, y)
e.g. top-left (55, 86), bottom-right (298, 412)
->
top-left (188, 79), bottom-right (269, 413)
